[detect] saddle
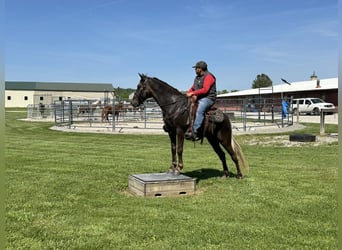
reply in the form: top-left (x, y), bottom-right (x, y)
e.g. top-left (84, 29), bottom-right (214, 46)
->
top-left (206, 105), bottom-right (224, 123)
top-left (187, 97), bottom-right (224, 141)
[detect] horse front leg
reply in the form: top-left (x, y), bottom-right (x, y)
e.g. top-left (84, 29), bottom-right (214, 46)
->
top-left (175, 131), bottom-right (185, 175)
top-left (167, 132), bottom-right (178, 174)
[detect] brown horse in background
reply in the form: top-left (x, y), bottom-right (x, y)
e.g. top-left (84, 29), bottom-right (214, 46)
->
top-left (101, 103), bottom-right (124, 122)
top-left (131, 74), bottom-right (248, 178)
top-left (77, 100), bottom-right (101, 117)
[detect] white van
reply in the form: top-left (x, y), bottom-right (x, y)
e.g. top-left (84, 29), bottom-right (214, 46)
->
top-left (291, 98), bottom-right (335, 115)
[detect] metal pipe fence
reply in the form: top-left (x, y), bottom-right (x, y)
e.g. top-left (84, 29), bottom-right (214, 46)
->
top-left (217, 97), bottom-right (293, 131)
top-left (26, 97), bottom-right (293, 132)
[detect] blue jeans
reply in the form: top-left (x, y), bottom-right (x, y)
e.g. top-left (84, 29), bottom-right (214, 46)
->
top-left (193, 97), bottom-right (214, 134)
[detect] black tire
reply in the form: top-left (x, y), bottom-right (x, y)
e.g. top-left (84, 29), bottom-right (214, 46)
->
top-left (292, 108), bottom-right (298, 115)
top-left (312, 108), bottom-right (320, 116)
top-left (289, 134), bottom-right (316, 142)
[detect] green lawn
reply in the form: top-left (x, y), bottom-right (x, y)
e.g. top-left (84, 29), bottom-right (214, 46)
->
top-left (5, 110), bottom-right (338, 249)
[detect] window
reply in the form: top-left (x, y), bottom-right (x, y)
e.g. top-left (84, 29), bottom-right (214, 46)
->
top-left (24, 96), bottom-right (28, 101)
top-left (59, 96), bottom-right (63, 101)
top-left (7, 96), bottom-right (11, 100)
top-left (40, 97), bottom-right (44, 101)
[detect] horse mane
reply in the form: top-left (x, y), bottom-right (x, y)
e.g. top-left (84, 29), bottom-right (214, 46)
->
top-left (141, 74), bottom-right (183, 96)
top-left (152, 77), bottom-right (183, 94)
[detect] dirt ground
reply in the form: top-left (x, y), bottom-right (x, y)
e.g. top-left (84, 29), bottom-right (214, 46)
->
top-left (292, 112), bottom-right (338, 125)
top-left (243, 134), bottom-right (338, 147)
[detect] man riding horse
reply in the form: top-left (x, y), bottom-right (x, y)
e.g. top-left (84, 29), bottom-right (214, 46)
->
top-left (131, 72), bottom-right (247, 178)
top-left (185, 60), bottom-right (217, 141)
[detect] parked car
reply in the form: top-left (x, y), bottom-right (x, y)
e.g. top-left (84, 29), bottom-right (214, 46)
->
top-left (290, 98), bottom-right (335, 115)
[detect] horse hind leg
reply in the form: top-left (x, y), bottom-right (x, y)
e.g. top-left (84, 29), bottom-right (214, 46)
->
top-left (221, 138), bottom-right (243, 179)
top-left (207, 136), bottom-right (230, 178)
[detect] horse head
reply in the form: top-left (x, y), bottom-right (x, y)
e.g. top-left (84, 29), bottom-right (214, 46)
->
top-left (93, 100), bottom-right (101, 106)
top-left (131, 73), bottom-right (153, 107)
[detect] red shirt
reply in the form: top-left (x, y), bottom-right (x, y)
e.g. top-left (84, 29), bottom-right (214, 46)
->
top-left (187, 74), bottom-right (215, 96)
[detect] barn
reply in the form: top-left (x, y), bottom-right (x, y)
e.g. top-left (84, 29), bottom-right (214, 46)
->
top-left (5, 81), bottom-right (114, 107)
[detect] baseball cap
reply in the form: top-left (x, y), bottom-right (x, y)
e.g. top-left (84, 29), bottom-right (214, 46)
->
top-left (192, 61), bottom-right (208, 69)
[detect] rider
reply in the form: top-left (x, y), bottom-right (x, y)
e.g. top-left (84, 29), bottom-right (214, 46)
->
top-left (185, 60), bottom-right (217, 141)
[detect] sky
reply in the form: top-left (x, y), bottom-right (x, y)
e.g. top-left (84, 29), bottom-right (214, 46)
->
top-left (5, 0), bottom-right (338, 92)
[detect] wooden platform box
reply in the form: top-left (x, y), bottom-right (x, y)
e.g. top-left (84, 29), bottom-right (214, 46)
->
top-left (128, 173), bottom-right (196, 197)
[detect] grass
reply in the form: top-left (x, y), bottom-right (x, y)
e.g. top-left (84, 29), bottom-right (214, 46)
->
top-left (5, 110), bottom-right (338, 249)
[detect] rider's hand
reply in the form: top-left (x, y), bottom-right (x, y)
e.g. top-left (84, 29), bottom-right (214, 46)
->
top-left (191, 95), bottom-right (197, 102)
top-left (186, 92), bottom-right (193, 97)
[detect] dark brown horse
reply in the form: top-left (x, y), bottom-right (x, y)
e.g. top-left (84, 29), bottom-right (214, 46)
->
top-left (131, 73), bottom-right (248, 178)
top-left (101, 103), bottom-right (124, 123)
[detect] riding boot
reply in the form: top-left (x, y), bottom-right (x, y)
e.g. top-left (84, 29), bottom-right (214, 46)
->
top-left (192, 133), bottom-right (200, 141)
top-left (184, 125), bottom-right (193, 140)
top-left (185, 130), bottom-right (200, 141)
top-left (185, 131), bottom-right (193, 140)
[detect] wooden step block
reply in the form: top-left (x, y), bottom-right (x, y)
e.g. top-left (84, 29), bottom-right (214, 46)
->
top-left (128, 173), bottom-right (196, 197)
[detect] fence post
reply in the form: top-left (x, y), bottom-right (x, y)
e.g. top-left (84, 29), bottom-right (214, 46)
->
top-left (68, 100), bottom-right (73, 129)
top-left (112, 99), bottom-right (116, 132)
top-left (88, 100), bottom-right (92, 127)
top-left (242, 98), bottom-right (246, 131)
top-left (320, 110), bottom-right (326, 135)
top-left (144, 104), bottom-right (147, 128)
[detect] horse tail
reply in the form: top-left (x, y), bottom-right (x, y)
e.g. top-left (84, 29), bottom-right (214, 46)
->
top-left (232, 136), bottom-right (249, 174)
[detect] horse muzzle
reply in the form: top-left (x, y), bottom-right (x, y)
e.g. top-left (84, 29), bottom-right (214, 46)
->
top-left (131, 99), bottom-right (140, 107)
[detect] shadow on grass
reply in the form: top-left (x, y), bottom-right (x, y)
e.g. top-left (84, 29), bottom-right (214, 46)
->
top-left (184, 168), bottom-right (239, 183)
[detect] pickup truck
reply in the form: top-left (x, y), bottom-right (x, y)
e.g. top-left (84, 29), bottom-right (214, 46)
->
top-left (291, 98), bottom-right (335, 115)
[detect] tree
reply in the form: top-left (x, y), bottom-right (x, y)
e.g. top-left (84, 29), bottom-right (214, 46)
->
top-left (217, 89), bottom-right (229, 95)
top-left (252, 73), bottom-right (273, 89)
top-left (113, 87), bottom-right (136, 100)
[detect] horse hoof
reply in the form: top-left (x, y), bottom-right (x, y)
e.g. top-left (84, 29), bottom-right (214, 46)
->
top-left (173, 170), bottom-right (181, 176)
top-left (222, 171), bottom-right (229, 178)
top-left (237, 175), bottom-right (244, 179)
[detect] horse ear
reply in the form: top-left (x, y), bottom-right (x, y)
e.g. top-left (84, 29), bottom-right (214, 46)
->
top-left (138, 73), bottom-right (144, 79)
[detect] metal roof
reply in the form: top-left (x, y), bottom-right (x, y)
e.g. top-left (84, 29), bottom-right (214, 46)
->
top-left (218, 77), bottom-right (338, 97)
top-left (5, 81), bottom-right (114, 92)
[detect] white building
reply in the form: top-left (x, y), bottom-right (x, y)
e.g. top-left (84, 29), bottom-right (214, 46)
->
top-left (5, 81), bottom-right (114, 107)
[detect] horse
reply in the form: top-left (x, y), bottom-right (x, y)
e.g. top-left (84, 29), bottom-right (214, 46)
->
top-left (38, 103), bottom-right (45, 116)
top-left (131, 73), bottom-right (248, 178)
top-left (101, 102), bottom-right (124, 123)
top-left (77, 100), bottom-right (101, 117)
